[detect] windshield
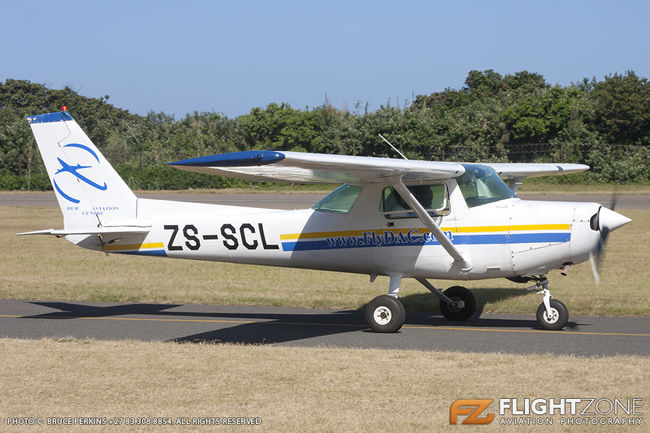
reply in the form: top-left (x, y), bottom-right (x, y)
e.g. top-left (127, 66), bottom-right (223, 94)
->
top-left (313, 184), bottom-right (361, 214)
top-left (456, 164), bottom-right (515, 208)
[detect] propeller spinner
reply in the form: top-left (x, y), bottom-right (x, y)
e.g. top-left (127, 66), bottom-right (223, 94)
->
top-left (589, 202), bottom-right (631, 284)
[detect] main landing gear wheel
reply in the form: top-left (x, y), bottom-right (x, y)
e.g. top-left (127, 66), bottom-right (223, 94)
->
top-left (536, 299), bottom-right (569, 330)
top-left (439, 286), bottom-right (476, 321)
top-left (365, 295), bottom-right (405, 333)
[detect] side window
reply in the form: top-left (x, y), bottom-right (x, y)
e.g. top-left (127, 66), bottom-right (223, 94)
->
top-left (313, 184), bottom-right (361, 214)
top-left (380, 184), bottom-right (450, 219)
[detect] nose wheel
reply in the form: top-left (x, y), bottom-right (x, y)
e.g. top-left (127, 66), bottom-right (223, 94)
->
top-left (526, 275), bottom-right (569, 330)
top-left (536, 299), bottom-right (568, 330)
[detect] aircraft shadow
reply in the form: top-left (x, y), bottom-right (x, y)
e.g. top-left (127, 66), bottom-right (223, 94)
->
top-left (400, 287), bottom-right (529, 316)
top-left (170, 319), bottom-right (366, 345)
top-left (25, 301), bottom-right (366, 345)
top-left (24, 302), bottom-right (183, 318)
top-left (22, 299), bottom-right (578, 345)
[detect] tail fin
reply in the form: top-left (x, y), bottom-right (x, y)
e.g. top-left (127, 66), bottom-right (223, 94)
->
top-left (27, 111), bottom-right (137, 230)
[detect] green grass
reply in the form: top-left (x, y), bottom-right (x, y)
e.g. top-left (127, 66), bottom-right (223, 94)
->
top-left (1, 338), bottom-right (648, 432)
top-left (1, 206), bottom-right (648, 316)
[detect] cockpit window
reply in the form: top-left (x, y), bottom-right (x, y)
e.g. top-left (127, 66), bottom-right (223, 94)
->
top-left (313, 184), bottom-right (361, 214)
top-left (457, 164), bottom-right (515, 208)
top-left (380, 184), bottom-right (450, 218)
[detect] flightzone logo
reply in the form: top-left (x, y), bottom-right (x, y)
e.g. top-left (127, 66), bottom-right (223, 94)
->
top-left (53, 143), bottom-right (107, 204)
top-left (450, 400), bottom-right (495, 425)
top-left (450, 398), bottom-right (643, 426)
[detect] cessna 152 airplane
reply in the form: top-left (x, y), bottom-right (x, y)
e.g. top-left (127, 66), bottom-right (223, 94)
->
top-left (20, 110), bottom-right (631, 332)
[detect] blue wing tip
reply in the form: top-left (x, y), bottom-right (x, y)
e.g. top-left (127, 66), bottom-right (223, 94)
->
top-left (26, 111), bottom-right (74, 124)
top-left (169, 150), bottom-right (285, 167)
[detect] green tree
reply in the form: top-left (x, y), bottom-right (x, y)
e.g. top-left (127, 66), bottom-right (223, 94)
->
top-left (502, 86), bottom-right (572, 143)
top-left (591, 71), bottom-right (650, 145)
top-left (502, 71), bottom-right (548, 94)
top-left (465, 69), bottom-right (503, 98)
top-left (239, 103), bottom-right (320, 152)
top-left (2, 71), bottom-right (649, 188)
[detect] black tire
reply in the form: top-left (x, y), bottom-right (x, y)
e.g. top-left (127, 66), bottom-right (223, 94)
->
top-left (439, 286), bottom-right (476, 321)
top-left (536, 299), bottom-right (569, 330)
top-left (365, 295), bottom-right (405, 333)
top-left (397, 296), bottom-right (406, 319)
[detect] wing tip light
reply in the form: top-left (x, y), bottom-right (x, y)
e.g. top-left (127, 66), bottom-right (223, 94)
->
top-left (169, 150), bottom-right (286, 167)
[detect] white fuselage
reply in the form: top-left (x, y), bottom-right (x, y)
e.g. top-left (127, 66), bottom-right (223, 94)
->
top-left (71, 180), bottom-right (602, 281)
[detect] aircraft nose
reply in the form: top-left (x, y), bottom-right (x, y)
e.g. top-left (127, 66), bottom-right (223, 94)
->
top-left (597, 207), bottom-right (631, 232)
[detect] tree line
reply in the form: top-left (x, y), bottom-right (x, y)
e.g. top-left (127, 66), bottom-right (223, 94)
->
top-left (1, 70), bottom-right (648, 190)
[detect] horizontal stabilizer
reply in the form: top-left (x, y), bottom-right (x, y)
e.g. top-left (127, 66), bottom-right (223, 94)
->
top-left (18, 225), bottom-right (151, 237)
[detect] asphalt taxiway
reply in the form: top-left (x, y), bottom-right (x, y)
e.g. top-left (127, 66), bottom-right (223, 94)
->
top-left (0, 300), bottom-right (648, 357)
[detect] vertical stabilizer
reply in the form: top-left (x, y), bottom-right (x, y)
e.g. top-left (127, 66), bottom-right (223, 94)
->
top-left (27, 111), bottom-right (137, 229)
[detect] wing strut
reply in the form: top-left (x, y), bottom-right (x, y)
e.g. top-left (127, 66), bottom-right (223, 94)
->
top-left (391, 179), bottom-right (472, 270)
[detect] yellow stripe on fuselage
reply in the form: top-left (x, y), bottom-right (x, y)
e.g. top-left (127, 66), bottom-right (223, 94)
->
top-left (458, 224), bottom-right (570, 233)
top-left (103, 242), bottom-right (164, 251)
top-left (279, 224), bottom-right (571, 241)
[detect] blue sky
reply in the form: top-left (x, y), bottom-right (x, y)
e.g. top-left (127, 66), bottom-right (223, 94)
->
top-left (2, 0), bottom-right (648, 118)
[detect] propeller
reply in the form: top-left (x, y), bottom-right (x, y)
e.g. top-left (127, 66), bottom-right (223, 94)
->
top-left (589, 187), bottom-right (630, 284)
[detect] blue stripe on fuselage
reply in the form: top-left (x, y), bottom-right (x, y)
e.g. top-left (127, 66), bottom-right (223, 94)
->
top-left (115, 250), bottom-right (168, 257)
top-left (281, 232), bottom-right (571, 252)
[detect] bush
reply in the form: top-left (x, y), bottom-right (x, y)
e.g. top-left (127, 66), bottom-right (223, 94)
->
top-left (587, 145), bottom-right (650, 183)
top-left (0, 172), bottom-right (51, 190)
top-left (115, 165), bottom-right (248, 190)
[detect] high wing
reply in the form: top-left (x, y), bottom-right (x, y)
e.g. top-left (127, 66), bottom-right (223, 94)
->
top-left (481, 162), bottom-right (589, 192)
top-left (169, 150), bottom-right (465, 184)
top-left (482, 162), bottom-right (589, 180)
top-left (169, 151), bottom-right (589, 185)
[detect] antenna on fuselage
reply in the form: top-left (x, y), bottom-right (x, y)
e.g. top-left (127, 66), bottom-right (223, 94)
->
top-left (378, 134), bottom-right (408, 160)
